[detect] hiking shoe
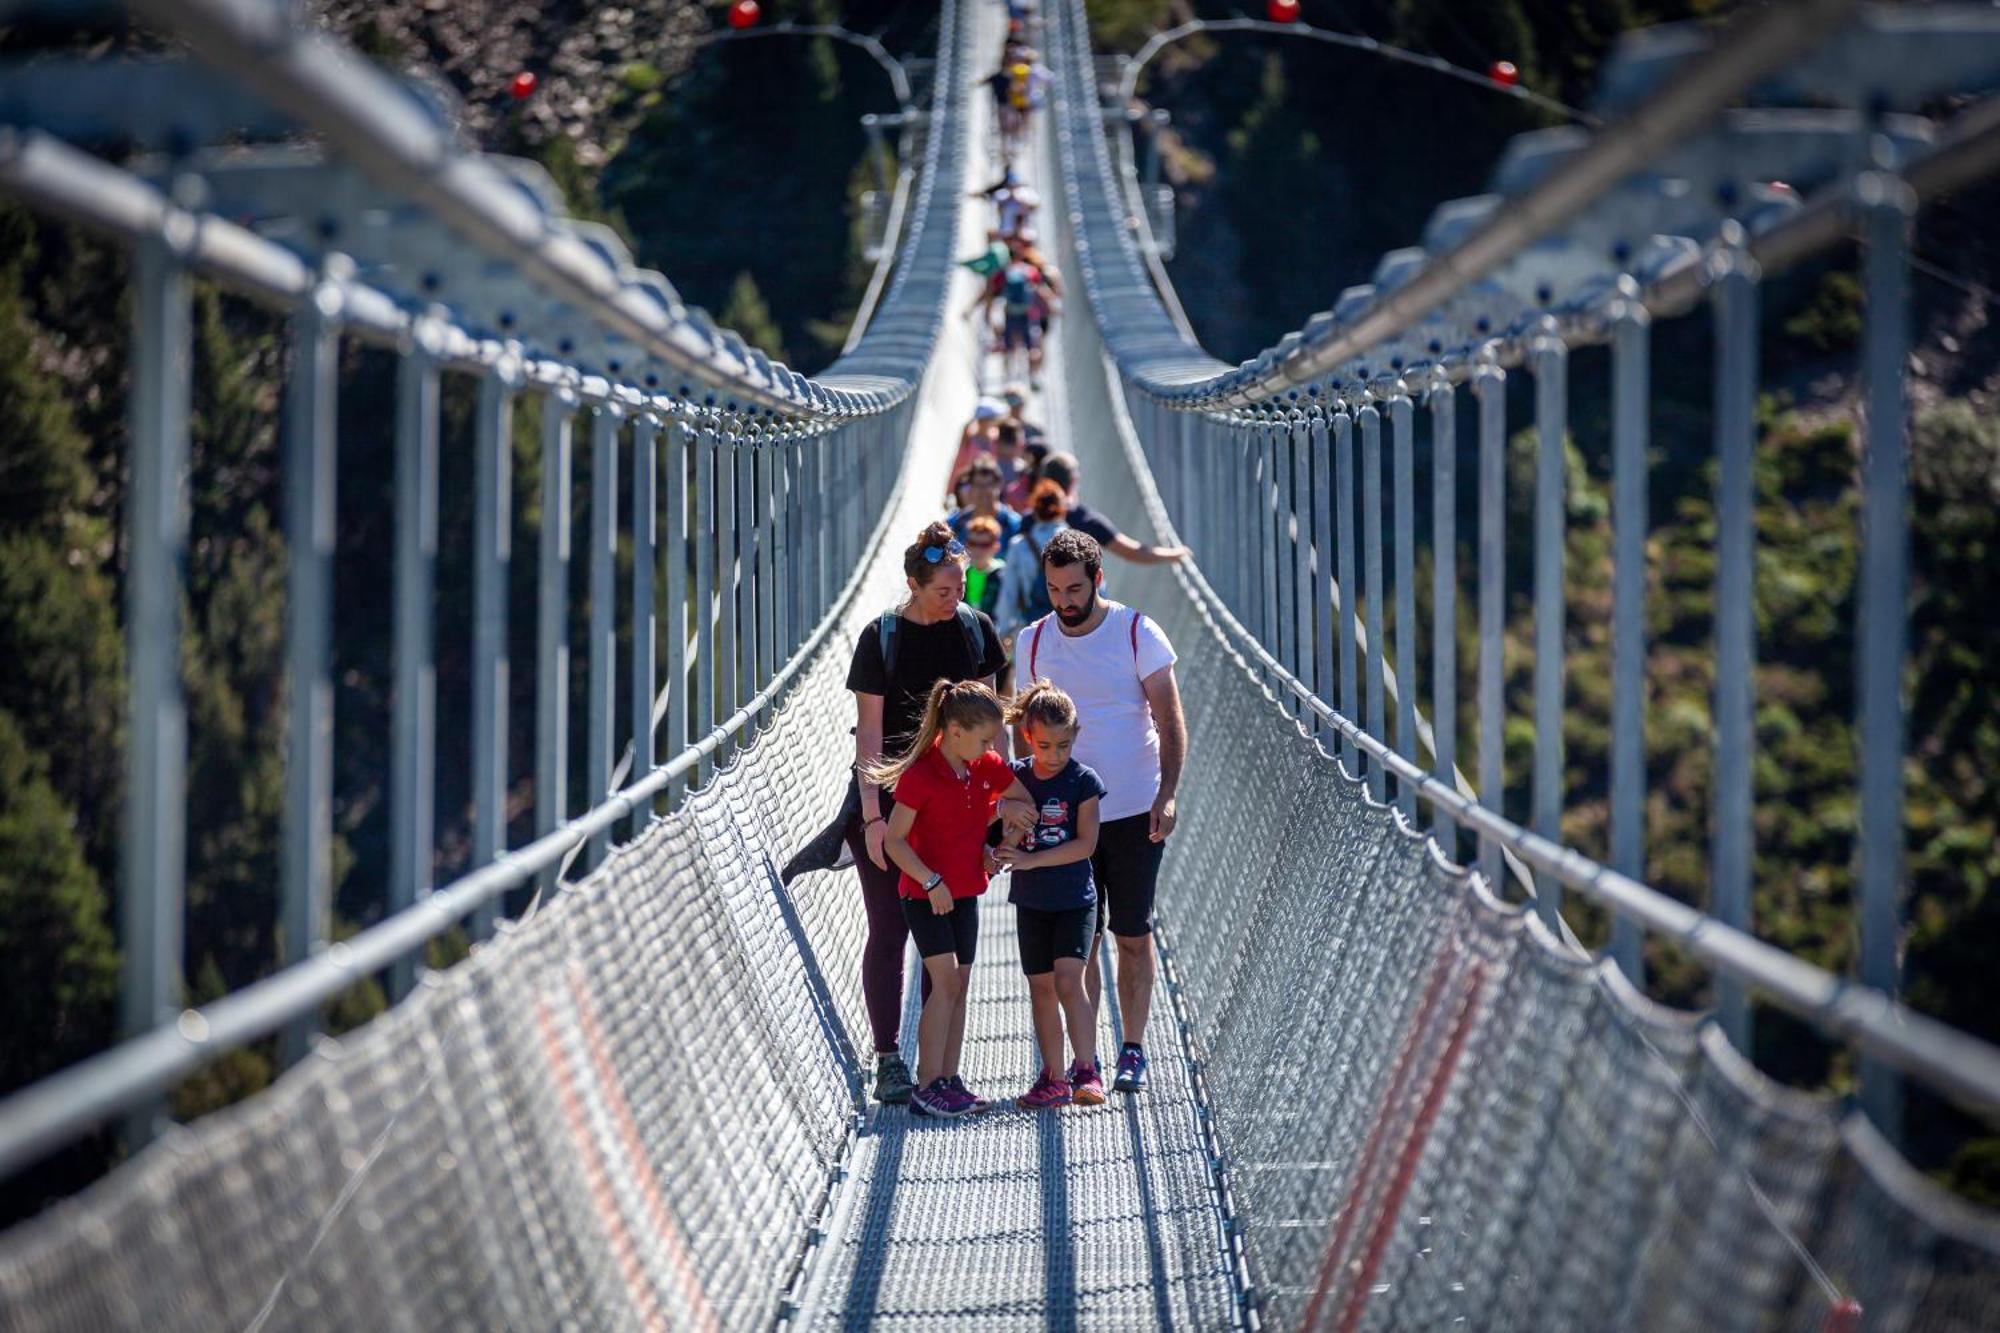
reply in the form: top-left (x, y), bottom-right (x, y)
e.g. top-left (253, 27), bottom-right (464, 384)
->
top-left (910, 1077), bottom-right (966, 1119)
top-left (1068, 1060), bottom-right (1106, 1105)
top-left (873, 1053), bottom-right (915, 1105)
top-left (1017, 1069), bottom-right (1072, 1111)
top-left (946, 1075), bottom-right (991, 1114)
top-left (1113, 1046), bottom-right (1148, 1093)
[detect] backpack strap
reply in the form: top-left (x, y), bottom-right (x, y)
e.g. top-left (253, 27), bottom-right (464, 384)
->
top-left (877, 609), bottom-right (901, 679)
top-left (1026, 609), bottom-right (1139, 682)
top-left (954, 603), bottom-right (985, 674)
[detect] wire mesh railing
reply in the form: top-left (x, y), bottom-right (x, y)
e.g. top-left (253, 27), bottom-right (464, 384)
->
top-left (0, 0), bottom-right (969, 1178)
top-left (1035, 73), bottom-right (2000, 1326)
top-left (1047, 0), bottom-right (2000, 1136)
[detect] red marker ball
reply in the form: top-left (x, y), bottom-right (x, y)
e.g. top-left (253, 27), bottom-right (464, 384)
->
top-left (1489, 60), bottom-right (1520, 87)
top-left (1267, 0), bottom-right (1301, 22)
top-left (728, 0), bottom-right (761, 29)
top-left (509, 71), bottom-right (537, 101)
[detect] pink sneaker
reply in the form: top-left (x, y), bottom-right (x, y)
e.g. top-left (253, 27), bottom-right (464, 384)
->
top-left (1068, 1059), bottom-right (1106, 1105)
top-left (1017, 1069), bottom-right (1073, 1111)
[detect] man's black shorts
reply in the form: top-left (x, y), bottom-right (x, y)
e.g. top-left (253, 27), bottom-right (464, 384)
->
top-left (1092, 812), bottom-right (1165, 938)
top-left (1015, 903), bottom-right (1095, 975)
top-left (902, 893), bottom-right (980, 964)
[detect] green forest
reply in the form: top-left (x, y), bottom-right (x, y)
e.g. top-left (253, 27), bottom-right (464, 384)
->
top-left (1, 0), bottom-right (1996, 1222)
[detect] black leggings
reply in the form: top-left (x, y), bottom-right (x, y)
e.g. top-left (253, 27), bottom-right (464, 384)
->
top-left (845, 820), bottom-right (930, 1054)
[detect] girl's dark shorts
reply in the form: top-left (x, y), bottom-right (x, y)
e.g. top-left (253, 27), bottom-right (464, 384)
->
top-left (1015, 903), bottom-right (1095, 975)
top-left (902, 893), bottom-right (980, 964)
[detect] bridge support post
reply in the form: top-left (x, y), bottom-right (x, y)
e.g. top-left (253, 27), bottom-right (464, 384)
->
top-left (389, 330), bottom-right (440, 1002)
top-left (1857, 162), bottom-right (1918, 1142)
top-left (120, 221), bottom-right (193, 1147)
top-left (714, 417), bottom-right (738, 770)
top-left (1224, 422), bottom-right (1240, 624)
top-left (280, 278), bottom-right (341, 1068)
top-left (1291, 409), bottom-right (1315, 718)
top-left (535, 388), bottom-right (576, 902)
top-left (1710, 226), bottom-right (1760, 1053)
top-left (585, 401), bottom-right (622, 873)
top-left (1391, 386), bottom-right (1419, 821)
top-left (1426, 371), bottom-right (1457, 850)
top-left (1334, 407), bottom-right (1359, 774)
top-left (1260, 412), bottom-right (1282, 687)
top-left (1473, 354), bottom-right (1506, 892)
top-left (694, 415), bottom-right (718, 788)
top-left (769, 427), bottom-right (792, 719)
top-left (469, 359), bottom-right (516, 939)
top-left (630, 413), bottom-right (657, 838)
top-left (740, 418), bottom-right (760, 740)
top-left (755, 422), bottom-right (778, 729)
top-left (1361, 397), bottom-right (1387, 802)
top-left (1530, 321), bottom-right (1568, 930)
top-left (664, 416), bottom-right (693, 812)
top-left (1309, 408), bottom-right (1336, 756)
top-left (1609, 284), bottom-right (1651, 983)
top-left (1273, 410), bottom-right (1297, 716)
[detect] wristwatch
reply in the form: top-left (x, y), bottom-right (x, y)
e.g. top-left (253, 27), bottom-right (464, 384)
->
top-left (923, 871), bottom-right (945, 893)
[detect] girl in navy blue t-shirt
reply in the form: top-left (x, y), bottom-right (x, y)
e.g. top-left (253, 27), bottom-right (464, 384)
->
top-left (997, 681), bottom-right (1107, 1108)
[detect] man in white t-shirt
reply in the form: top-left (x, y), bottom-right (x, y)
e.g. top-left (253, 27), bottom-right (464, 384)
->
top-left (1015, 529), bottom-right (1186, 1093)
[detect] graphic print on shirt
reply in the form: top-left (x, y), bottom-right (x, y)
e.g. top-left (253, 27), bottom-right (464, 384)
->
top-left (1035, 797), bottom-right (1071, 849)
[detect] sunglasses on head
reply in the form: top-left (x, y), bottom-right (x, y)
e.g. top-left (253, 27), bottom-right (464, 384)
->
top-left (922, 539), bottom-right (968, 564)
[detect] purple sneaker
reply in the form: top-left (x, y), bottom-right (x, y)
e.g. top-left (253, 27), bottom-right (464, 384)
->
top-left (1113, 1046), bottom-right (1148, 1093)
top-left (910, 1077), bottom-right (967, 1119)
top-left (945, 1075), bottom-right (991, 1114)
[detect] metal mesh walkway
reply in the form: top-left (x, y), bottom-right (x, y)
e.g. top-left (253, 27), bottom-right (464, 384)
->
top-left (791, 903), bottom-right (1243, 1330)
top-left (6, 1), bottom-right (2000, 1328)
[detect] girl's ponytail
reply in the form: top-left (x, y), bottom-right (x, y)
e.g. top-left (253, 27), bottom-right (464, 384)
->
top-left (1006, 678), bottom-right (1078, 734)
top-left (862, 679), bottom-right (1005, 789)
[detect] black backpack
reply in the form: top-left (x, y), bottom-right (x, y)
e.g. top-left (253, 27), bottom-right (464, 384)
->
top-left (878, 602), bottom-right (986, 678)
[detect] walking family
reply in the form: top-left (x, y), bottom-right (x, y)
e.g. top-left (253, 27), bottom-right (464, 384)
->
top-left (841, 518), bottom-right (1185, 1118)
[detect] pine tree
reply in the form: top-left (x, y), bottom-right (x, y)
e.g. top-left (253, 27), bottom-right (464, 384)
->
top-left (721, 270), bottom-right (789, 364)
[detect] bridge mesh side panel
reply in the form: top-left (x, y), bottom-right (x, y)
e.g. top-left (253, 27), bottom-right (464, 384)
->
top-left (1043, 166), bottom-right (2000, 1324)
top-left (0, 439), bottom-right (923, 1330)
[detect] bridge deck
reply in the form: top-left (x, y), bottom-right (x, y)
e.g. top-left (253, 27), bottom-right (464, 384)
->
top-left (792, 899), bottom-right (1243, 1330)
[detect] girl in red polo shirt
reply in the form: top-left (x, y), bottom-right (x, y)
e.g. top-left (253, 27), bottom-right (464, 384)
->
top-left (865, 679), bottom-right (1035, 1119)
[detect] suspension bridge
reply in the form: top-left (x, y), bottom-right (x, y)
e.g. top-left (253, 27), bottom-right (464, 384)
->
top-left (1, 0), bottom-right (1999, 1327)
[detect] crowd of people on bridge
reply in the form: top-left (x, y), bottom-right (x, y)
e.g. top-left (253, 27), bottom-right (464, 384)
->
top-left (783, 0), bottom-right (1196, 1121)
top-left (840, 518), bottom-right (1186, 1118)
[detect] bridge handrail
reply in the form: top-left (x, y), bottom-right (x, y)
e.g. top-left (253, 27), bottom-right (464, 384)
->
top-left (106, 0), bottom-right (945, 421)
top-left (1063, 0), bottom-right (1854, 408)
top-left (1094, 342), bottom-right (2000, 1121)
top-left (0, 0), bottom-right (971, 1176)
top-left (1049, 0), bottom-right (2000, 1137)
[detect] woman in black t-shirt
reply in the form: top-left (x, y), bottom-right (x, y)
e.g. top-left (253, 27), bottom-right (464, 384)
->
top-left (845, 520), bottom-right (1009, 1105)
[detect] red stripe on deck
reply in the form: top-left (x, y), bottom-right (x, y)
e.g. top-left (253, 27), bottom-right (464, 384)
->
top-left (567, 963), bottom-right (722, 1332)
top-left (1333, 960), bottom-right (1487, 1333)
top-left (534, 993), bottom-right (671, 1331)
top-left (1299, 938), bottom-right (1464, 1333)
